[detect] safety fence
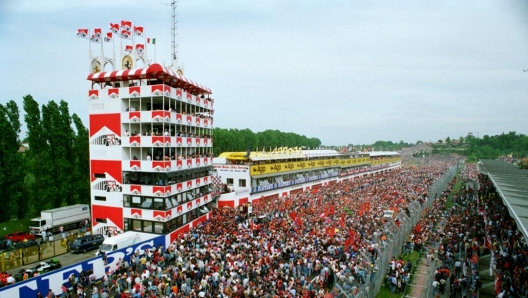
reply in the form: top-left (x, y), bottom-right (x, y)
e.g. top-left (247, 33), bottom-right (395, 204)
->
top-left (0, 232), bottom-right (88, 272)
top-left (332, 164), bottom-right (458, 298)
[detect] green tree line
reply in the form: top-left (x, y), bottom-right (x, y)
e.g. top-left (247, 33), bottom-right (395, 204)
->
top-left (212, 128), bottom-right (322, 156)
top-left (431, 131), bottom-right (528, 162)
top-left (0, 95), bottom-right (89, 222)
top-left (464, 131), bottom-right (528, 161)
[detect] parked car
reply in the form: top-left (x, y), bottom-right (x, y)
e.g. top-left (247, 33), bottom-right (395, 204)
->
top-left (0, 239), bottom-right (11, 252)
top-left (5, 231), bottom-right (36, 243)
top-left (14, 258), bottom-right (62, 281)
top-left (69, 235), bottom-right (104, 253)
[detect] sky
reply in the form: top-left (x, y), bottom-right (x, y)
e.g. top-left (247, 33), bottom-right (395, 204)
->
top-left (1, 0), bottom-right (528, 146)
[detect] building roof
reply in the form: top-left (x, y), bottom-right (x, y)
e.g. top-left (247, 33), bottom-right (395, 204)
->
top-left (87, 63), bottom-right (212, 94)
top-left (477, 159), bottom-right (528, 239)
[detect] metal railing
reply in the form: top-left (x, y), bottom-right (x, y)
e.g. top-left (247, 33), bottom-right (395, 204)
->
top-left (331, 164), bottom-right (458, 297)
top-left (0, 231), bottom-right (87, 272)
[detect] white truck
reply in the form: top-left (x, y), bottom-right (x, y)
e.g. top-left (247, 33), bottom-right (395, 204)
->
top-left (29, 204), bottom-right (90, 236)
top-left (95, 232), bottom-right (140, 256)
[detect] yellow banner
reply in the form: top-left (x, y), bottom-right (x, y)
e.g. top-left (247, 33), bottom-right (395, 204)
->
top-left (371, 157), bottom-right (401, 165)
top-left (250, 157), bottom-right (372, 176)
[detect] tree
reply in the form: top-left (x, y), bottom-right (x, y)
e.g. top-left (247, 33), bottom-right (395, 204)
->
top-left (0, 100), bottom-right (24, 221)
top-left (72, 114), bottom-right (90, 205)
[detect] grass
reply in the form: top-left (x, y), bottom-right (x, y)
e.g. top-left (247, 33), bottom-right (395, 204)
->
top-left (376, 250), bottom-right (421, 298)
top-left (445, 177), bottom-right (464, 210)
top-left (0, 219), bottom-right (31, 237)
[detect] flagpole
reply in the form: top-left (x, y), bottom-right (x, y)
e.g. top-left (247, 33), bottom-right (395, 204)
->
top-left (112, 32), bottom-right (116, 71)
top-left (100, 31), bottom-right (104, 72)
top-left (144, 27), bottom-right (148, 65)
top-left (88, 28), bottom-right (92, 73)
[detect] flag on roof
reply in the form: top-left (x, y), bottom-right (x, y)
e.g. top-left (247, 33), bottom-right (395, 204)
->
top-left (134, 26), bottom-right (144, 36)
top-left (93, 28), bottom-right (102, 38)
top-left (77, 29), bottom-right (89, 39)
top-left (110, 23), bottom-right (119, 33)
top-left (104, 32), bottom-right (113, 43)
top-left (120, 20), bottom-right (132, 31)
top-left (90, 33), bottom-right (100, 43)
top-left (135, 44), bottom-right (145, 56)
top-left (121, 29), bottom-right (131, 40)
top-left (147, 37), bottom-right (156, 45)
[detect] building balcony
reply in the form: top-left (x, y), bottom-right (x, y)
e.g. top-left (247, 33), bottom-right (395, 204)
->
top-left (123, 157), bottom-right (213, 172)
top-left (120, 136), bottom-right (213, 148)
top-left (122, 111), bottom-right (213, 128)
top-left (124, 175), bottom-right (213, 197)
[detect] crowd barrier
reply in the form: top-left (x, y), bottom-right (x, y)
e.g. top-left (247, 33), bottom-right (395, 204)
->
top-left (0, 232), bottom-right (89, 272)
top-left (333, 164), bottom-right (458, 298)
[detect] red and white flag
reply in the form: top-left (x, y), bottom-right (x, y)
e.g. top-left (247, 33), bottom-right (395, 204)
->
top-left (135, 44), bottom-right (145, 56)
top-left (110, 23), bottom-right (120, 33)
top-left (134, 26), bottom-right (144, 36)
top-left (90, 33), bottom-right (100, 43)
top-left (77, 28), bottom-right (89, 39)
top-left (121, 29), bottom-right (131, 40)
top-left (104, 32), bottom-right (113, 43)
top-left (124, 45), bottom-right (133, 53)
top-left (121, 20), bottom-right (132, 31)
top-left (93, 28), bottom-right (102, 38)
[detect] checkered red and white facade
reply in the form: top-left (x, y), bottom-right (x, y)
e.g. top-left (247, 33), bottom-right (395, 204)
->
top-left (88, 63), bottom-right (215, 244)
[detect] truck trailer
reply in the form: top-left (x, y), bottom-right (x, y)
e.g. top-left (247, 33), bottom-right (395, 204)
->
top-left (29, 204), bottom-right (90, 236)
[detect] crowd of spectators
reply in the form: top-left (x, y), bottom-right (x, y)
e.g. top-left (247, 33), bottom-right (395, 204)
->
top-left (38, 155), bottom-right (464, 297)
top-left (480, 173), bottom-right (528, 297)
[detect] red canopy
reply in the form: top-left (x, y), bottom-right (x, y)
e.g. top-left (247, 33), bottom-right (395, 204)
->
top-left (87, 63), bottom-right (212, 94)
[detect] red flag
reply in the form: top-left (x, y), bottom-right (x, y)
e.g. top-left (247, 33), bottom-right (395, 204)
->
top-left (325, 227), bottom-right (335, 236)
top-left (340, 213), bottom-right (345, 228)
top-left (93, 28), bottom-right (102, 38)
top-left (77, 28), bottom-right (89, 39)
top-left (485, 235), bottom-right (493, 250)
top-left (121, 29), bottom-right (131, 40)
top-left (295, 216), bottom-right (302, 228)
top-left (110, 23), bottom-right (120, 33)
top-left (134, 26), bottom-right (144, 36)
top-left (104, 32), bottom-right (113, 43)
top-left (290, 211), bottom-right (297, 221)
top-left (344, 237), bottom-right (353, 250)
top-left (121, 20), bottom-right (132, 31)
top-left (330, 205), bottom-right (335, 215)
top-left (135, 44), bottom-right (145, 56)
top-left (318, 212), bottom-right (326, 218)
top-left (348, 229), bottom-right (355, 239)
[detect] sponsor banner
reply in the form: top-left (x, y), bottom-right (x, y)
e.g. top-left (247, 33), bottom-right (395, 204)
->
top-left (249, 157), bottom-right (372, 176)
top-left (0, 237), bottom-right (165, 297)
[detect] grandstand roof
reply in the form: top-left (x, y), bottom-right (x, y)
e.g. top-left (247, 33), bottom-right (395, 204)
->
top-left (477, 159), bottom-right (528, 239)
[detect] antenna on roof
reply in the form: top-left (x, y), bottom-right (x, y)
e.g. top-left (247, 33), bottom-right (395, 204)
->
top-left (171, 0), bottom-right (179, 68)
top-left (161, 0), bottom-right (179, 68)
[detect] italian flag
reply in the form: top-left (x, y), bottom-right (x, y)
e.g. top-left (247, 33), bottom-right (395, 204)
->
top-left (147, 37), bottom-right (156, 44)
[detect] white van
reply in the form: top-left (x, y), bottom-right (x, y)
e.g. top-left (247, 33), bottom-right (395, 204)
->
top-left (95, 232), bottom-right (139, 256)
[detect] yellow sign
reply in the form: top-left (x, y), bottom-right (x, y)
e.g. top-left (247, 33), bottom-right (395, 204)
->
top-left (250, 157), bottom-right (371, 176)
